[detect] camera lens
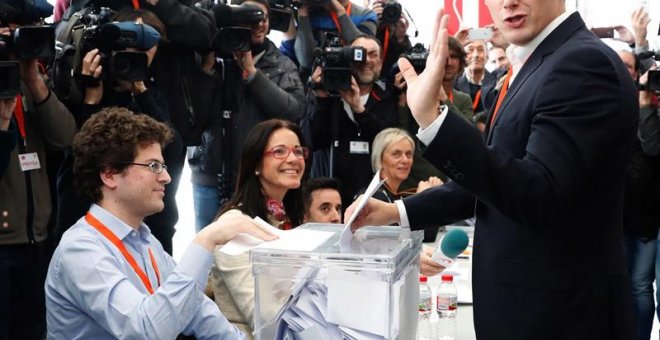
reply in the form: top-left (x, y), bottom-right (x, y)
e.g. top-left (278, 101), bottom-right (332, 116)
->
top-left (382, 3), bottom-right (402, 25)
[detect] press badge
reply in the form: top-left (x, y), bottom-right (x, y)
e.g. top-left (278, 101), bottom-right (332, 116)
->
top-left (349, 141), bottom-right (369, 154)
top-left (19, 153), bottom-right (41, 171)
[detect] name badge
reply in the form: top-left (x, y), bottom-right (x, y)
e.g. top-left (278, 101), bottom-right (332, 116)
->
top-left (349, 141), bottom-right (369, 154)
top-left (19, 152), bottom-right (41, 172)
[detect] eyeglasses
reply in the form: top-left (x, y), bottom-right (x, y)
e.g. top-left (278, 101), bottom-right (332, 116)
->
top-left (123, 160), bottom-right (168, 174)
top-left (264, 145), bottom-right (309, 160)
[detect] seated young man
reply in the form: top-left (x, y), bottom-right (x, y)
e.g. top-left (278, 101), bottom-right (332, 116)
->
top-left (302, 177), bottom-right (343, 224)
top-left (44, 107), bottom-right (277, 339)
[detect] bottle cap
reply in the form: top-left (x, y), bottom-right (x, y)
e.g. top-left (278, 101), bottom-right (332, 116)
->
top-left (419, 275), bottom-right (428, 283)
top-left (441, 274), bottom-right (453, 282)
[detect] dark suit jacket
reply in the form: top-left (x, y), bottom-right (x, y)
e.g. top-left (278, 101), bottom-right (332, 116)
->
top-left (404, 13), bottom-right (637, 340)
top-left (454, 70), bottom-right (497, 114)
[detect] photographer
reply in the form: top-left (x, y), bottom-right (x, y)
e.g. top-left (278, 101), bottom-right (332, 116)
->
top-left (55, 16), bottom-right (187, 254)
top-left (188, 0), bottom-right (305, 231)
top-left (0, 17), bottom-right (77, 340)
top-left (282, 0), bottom-right (377, 72)
top-left (369, 0), bottom-right (411, 79)
top-left (621, 54), bottom-right (660, 340)
top-left (303, 35), bottom-right (397, 206)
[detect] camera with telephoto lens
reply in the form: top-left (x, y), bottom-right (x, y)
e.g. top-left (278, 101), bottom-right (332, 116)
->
top-left (211, 3), bottom-right (266, 55)
top-left (314, 34), bottom-right (366, 92)
top-left (381, 2), bottom-right (402, 25)
top-left (72, 9), bottom-right (159, 83)
top-left (637, 50), bottom-right (660, 93)
top-left (403, 43), bottom-right (428, 74)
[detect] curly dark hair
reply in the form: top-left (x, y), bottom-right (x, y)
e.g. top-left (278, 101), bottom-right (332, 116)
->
top-left (448, 36), bottom-right (467, 70)
top-left (218, 119), bottom-right (306, 226)
top-left (72, 107), bottom-right (173, 203)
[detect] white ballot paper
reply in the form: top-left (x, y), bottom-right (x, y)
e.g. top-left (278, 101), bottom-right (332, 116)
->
top-left (219, 217), bottom-right (333, 256)
top-left (339, 170), bottom-right (387, 246)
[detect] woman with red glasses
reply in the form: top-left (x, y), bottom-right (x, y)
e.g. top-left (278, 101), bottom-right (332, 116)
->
top-left (209, 119), bottom-right (307, 336)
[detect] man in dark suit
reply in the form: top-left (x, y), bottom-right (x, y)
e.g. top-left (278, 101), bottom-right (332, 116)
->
top-left (345, 0), bottom-right (637, 339)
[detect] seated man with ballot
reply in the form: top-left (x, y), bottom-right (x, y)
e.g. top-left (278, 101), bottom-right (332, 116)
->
top-left (45, 107), bottom-right (277, 339)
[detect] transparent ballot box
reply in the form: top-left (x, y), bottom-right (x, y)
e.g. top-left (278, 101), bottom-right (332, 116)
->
top-left (250, 223), bottom-right (423, 340)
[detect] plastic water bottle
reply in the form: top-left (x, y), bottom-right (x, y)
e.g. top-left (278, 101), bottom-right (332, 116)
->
top-left (417, 275), bottom-right (432, 340)
top-left (436, 274), bottom-right (457, 340)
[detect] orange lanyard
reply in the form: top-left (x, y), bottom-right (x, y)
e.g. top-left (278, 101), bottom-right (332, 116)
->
top-left (85, 212), bottom-right (161, 294)
top-left (447, 90), bottom-right (454, 104)
top-left (471, 89), bottom-right (481, 112)
top-left (131, 0), bottom-right (140, 9)
top-left (490, 67), bottom-right (513, 126)
top-left (13, 94), bottom-right (26, 143)
top-left (382, 26), bottom-right (390, 62)
top-left (329, 2), bottom-right (352, 34)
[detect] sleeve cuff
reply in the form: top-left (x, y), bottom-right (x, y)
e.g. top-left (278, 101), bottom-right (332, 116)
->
top-left (177, 243), bottom-right (214, 289)
top-left (395, 200), bottom-right (410, 227)
top-left (416, 105), bottom-right (448, 146)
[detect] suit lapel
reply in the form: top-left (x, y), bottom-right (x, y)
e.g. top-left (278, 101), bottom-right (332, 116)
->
top-left (486, 12), bottom-right (587, 144)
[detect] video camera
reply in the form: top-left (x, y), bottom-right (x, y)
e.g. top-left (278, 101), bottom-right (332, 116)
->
top-left (638, 50), bottom-right (660, 93)
top-left (72, 9), bottom-right (160, 83)
top-left (211, 3), bottom-right (265, 54)
top-left (0, 0), bottom-right (53, 25)
top-left (403, 43), bottom-right (428, 74)
top-left (0, 26), bottom-right (55, 61)
top-left (314, 34), bottom-right (366, 92)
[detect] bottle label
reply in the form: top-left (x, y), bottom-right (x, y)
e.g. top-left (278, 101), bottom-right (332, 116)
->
top-left (437, 295), bottom-right (457, 311)
top-left (419, 296), bottom-right (432, 312)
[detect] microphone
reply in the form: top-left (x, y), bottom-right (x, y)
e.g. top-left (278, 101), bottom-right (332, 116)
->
top-left (431, 228), bottom-right (469, 267)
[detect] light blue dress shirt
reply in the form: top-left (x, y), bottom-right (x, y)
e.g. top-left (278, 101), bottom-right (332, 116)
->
top-left (45, 204), bottom-right (245, 340)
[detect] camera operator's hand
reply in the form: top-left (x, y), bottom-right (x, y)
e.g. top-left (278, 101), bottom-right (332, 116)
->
top-left (631, 7), bottom-right (650, 48)
top-left (371, 0), bottom-right (384, 22)
top-left (453, 27), bottom-right (471, 47)
top-left (82, 49), bottom-right (104, 105)
top-left (116, 80), bottom-right (148, 95)
top-left (311, 66), bottom-right (329, 98)
top-left (233, 51), bottom-right (258, 80)
top-left (394, 71), bottom-right (407, 106)
top-left (612, 25), bottom-right (634, 45)
top-left (399, 9), bottom-right (449, 128)
top-left (0, 97), bottom-right (17, 131)
top-left (338, 76), bottom-right (365, 114)
top-left (327, 0), bottom-right (346, 16)
top-left (18, 59), bottom-right (49, 103)
top-left (639, 66), bottom-right (657, 109)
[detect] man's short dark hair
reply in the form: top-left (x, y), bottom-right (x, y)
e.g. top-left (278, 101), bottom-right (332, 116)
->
top-left (72, 107), bottom-right (173, 203)
top-left (302, 177), bottom-right (342, 213)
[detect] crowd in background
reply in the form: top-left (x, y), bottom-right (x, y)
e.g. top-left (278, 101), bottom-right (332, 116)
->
top-left (1, 0), bottom-right (659, 338)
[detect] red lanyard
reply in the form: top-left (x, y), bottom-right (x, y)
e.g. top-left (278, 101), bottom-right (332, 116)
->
top-left (447, 90), bottom-right (454, 104)
top-left (132, 0), bottom-right (140, 9)
top-left (382, 26), bottom-right (390, 62)
top-left (471, 89), bottom-right (481, 112)
top-left (86, 212), bottom-right (161, 294)
top-left (490, 67), bottom-right (513, 126)
top-left (13, 94), bottom-right (26, 143)
top-left (329, 2), bottom-right (352, 34)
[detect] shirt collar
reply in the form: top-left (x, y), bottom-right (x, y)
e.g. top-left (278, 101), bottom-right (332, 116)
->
top-left (506, 11), bottom-right (572, 70)
top-left (88, 204), bottom-right (152, 240)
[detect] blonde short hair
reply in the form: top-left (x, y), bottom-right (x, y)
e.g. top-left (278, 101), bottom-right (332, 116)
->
top-left (371, 128), bottom-right (415, 173)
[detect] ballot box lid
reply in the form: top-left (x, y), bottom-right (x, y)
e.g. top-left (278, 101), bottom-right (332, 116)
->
top-left (250, 223), bottom-right (423, 280)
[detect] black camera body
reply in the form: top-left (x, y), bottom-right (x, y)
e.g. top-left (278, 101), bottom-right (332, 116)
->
top-left (0, 61), bottom-right (20, 99)
top-left (213, 3), bottom-right (266, 54)
top-left (300, 0), bottom-right (331, 8)
top-left (381, 2), bottom-right (402, 25)
top-left (0, 26), bottom-right (55, 61)
top-left (315, 36), bottom-right (366, 92)
top-left (268, 0), bottom-right (293, 32)
top-left (638, 50), bottom-right (660, 93)
top-left (404, 43), bottom-right (428, 74)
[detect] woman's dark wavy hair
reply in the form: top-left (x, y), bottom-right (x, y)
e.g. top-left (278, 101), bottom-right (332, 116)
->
top-left (218, 119), bottom-right (306, 226)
